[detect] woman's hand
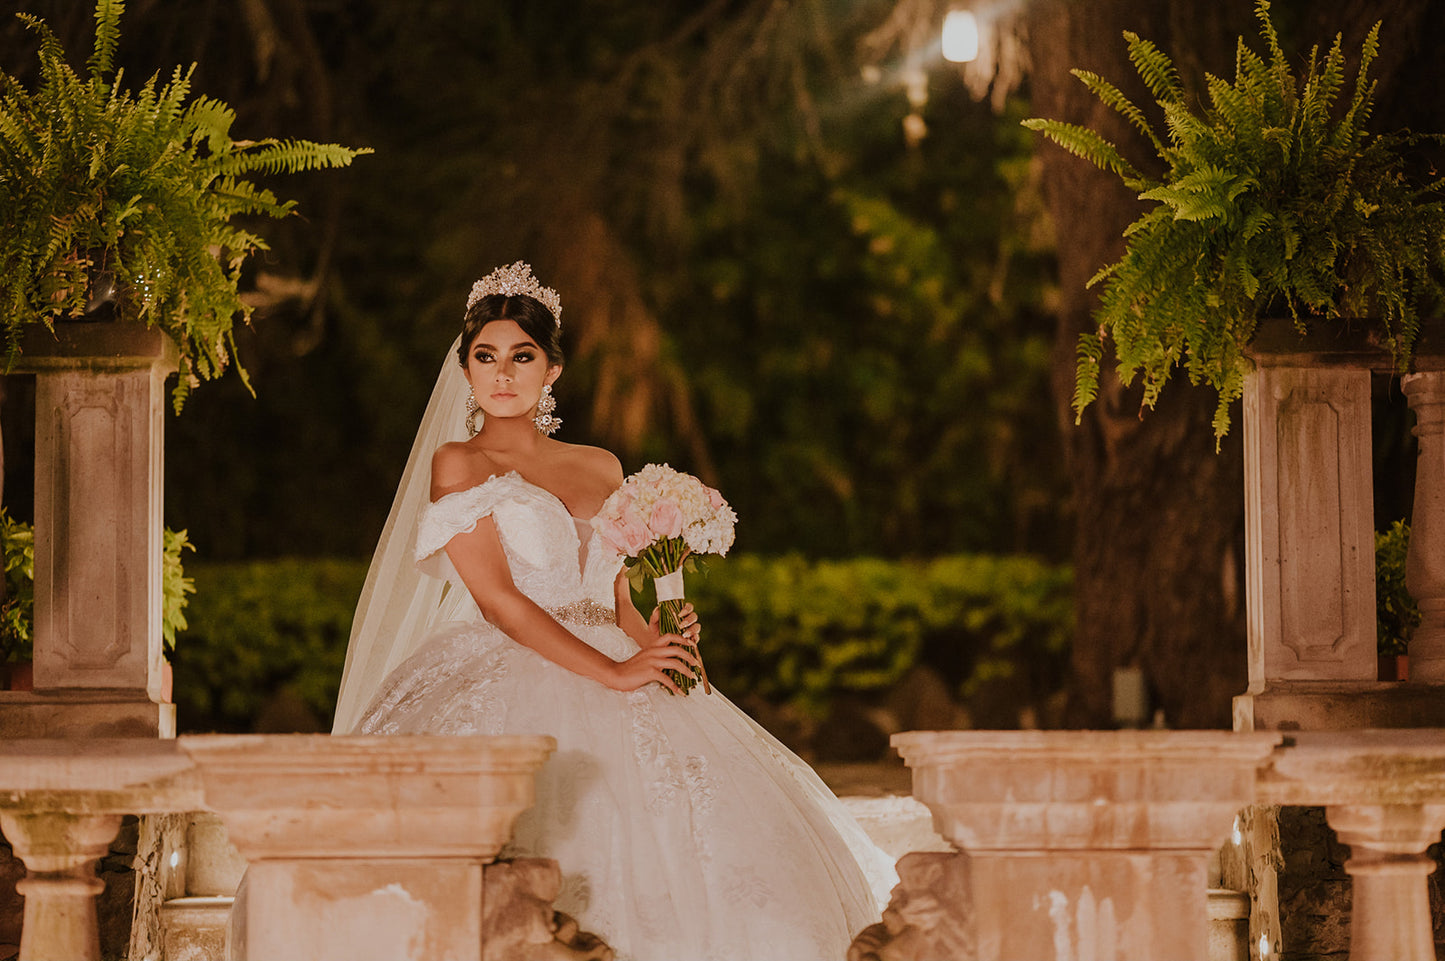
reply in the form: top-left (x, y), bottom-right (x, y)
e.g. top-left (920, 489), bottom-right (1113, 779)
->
top-left (644, 602), bottom-right (701, 648)
top-left (603, 643), bottom-right (702, 695)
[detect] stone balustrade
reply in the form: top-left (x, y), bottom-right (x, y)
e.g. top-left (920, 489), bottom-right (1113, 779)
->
top-left (852, 731), bottom-right (1281, 961)
top-left (853, 729), bottom-right (1445, 961)
top-left (0, 734), bottom-right (608, 961)
top-left (7, 730), bottom-right (1445, 961)
top-left (1258, 730), bottom-right (1445, 961)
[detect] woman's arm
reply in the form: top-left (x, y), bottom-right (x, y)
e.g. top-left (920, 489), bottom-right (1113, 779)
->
top-left (445, 514), bottom-right (697, 693)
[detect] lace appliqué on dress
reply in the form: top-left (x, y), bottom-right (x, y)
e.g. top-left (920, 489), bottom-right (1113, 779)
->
top-left (356, 627), bottom-right (509, 735)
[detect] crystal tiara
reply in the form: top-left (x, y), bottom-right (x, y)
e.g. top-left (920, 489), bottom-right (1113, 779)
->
top-left (466, 261), bottom-right (562, 325)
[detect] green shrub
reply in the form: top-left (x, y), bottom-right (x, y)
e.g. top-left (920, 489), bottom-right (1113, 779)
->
top-left (687, 553), bottom-right (1073, 717)
top-left (1377, 520), bottom-right (1419, 655)
top-left (174, 553), bottom-right (1074, 731)
top-left (171, 558), bottom-right (366, 732)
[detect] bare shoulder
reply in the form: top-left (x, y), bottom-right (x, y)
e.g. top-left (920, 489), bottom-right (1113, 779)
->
top-left (556, 442), bottom-right (624, 486)
top-left (430, 442), bottom-right (501, 500)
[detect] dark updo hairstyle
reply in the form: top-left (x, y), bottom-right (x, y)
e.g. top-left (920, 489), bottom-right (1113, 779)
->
top-left (457, 294), bottom-right (564, 368)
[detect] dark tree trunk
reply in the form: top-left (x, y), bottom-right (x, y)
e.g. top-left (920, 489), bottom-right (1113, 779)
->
top-left (1021, 0), bottom-right (1442, 729)
top-left (1023, 0), bottom-right (1255, 728)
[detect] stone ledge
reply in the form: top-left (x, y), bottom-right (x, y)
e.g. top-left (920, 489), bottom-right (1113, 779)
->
top-left (0, 692), bottom-right (175, 739)
top-left (11, 321), bottom-right (178, 372)
top-left (1235, 682), bottom-right (1445, 732)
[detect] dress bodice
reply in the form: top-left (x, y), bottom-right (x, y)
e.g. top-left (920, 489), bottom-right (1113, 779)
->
top-left (414, 472), bottom-right (620, 612)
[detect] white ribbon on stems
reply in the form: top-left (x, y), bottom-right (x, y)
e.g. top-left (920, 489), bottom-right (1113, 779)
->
top-left (654, 569), bottom-right (686, 602)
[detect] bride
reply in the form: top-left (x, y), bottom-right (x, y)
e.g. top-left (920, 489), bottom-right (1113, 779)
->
top-left (332, 262), bottom-right (894, 961)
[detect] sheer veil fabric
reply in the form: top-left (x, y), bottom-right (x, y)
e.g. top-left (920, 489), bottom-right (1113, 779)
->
top-left (332, 335), bottom-right (471, 734)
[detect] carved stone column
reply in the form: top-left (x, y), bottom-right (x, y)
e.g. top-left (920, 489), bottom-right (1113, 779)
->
top-left (1403, 372), bottom-right (1445, 682)
top-left (0, 322), bottom-right (178, 738)
top-left (182, 734), bottom-right (573, 961)
top-left (876, 731), bottom-right (1280, 961)
top-left (1258, 730), bottom-right (1445, 961)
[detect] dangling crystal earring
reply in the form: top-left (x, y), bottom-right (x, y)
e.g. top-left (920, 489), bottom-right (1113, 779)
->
top-left (534, 384), bottom-right (561, 435)
top-left (465, 390), bottom-right (481, 437)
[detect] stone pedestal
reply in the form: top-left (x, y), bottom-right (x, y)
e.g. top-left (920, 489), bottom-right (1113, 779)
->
top-left (0, 323), bottom-right (178, 739)
top-left (1241, 363), bottom-right (1376, 689)
top-left (1258, 730), bottom-right (1445, 961)
top-left (1404, 372), bottom-right (1445, 682)
top-left (182, 734), bottom-right (558, 961)
top-left (871, 731), bottom-right (1279, 961)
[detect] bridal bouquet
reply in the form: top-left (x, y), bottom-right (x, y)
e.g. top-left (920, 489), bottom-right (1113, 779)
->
top-left (592, 464), bottom-right (737, 695)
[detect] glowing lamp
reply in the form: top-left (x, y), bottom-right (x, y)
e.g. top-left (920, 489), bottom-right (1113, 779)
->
top-left (942, 10), bottom-right (980, 63)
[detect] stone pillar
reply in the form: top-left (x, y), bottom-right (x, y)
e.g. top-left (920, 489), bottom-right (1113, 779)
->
top-left (873, 731), bottom-right (1280, 961)
top-left (1258, 730), bottom-right (1445, 961)
top-left (0, 811), bottom-right (122, 961)
top-left (181, 734), bottom-right (563, 961)
top-left (1404, 372), bottom-right (1445, 682)
top-left (1242, 364), bottom-right (1376, 687)
top-left (0, 323), bottom-right (178, 738)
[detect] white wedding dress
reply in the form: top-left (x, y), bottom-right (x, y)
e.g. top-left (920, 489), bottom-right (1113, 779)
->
top-left (347, 471), bottom-right (894, 961)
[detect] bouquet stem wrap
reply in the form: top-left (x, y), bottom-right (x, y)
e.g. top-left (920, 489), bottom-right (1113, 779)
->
top-left (638, 541), bottom-right (708, 695)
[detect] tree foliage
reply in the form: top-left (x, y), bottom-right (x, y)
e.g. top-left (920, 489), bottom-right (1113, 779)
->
top-left (0, 0), bottom-right (1066, 561)
top-left (1025, 0), bottom-right (1445, 440)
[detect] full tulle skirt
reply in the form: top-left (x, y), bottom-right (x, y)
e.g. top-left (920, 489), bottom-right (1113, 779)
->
top-left (352, 617), bottom-right (894, 961)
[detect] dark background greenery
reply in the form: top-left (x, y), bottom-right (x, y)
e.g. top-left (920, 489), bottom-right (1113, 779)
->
top-left (0, 0), bottom-right (1066, 564)
top-left (171, 553), bottom-right (1071, 743)
top-left (1, 0), bottom-right (1432, 731)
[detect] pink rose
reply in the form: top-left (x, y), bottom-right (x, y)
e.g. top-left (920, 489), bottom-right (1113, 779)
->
top-left (706, 487), bottom-right (724, 509)
top-left (595, 506), bottom-right (652, 557)
top-left (648, 499), bottom-right (684, 539)
top-left (618, 515), bottom-right (653, 555)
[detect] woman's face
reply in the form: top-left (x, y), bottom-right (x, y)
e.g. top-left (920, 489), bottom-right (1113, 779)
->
top-left (464, 319), bottom-right (561, 422)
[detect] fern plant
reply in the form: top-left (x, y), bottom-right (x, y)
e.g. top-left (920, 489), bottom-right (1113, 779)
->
top-left (1023, 0), bottom-right (1445, 441)
top-left (0, 0), bottom-right (370, 406)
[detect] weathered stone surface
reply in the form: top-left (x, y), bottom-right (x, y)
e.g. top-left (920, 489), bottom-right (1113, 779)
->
top-left (182, 811), bottom-right (246, 898)
top-left (848, 851), bottom-right (973, 961)
top-left (181, 735), bottom-right (553, 861)
top-left (891, 730), bottom-right (1280, 961)
top-left (1259, 731), bottom-right (1445, 961)
top-left (188, 734), bottom-right (562, 961)
top-left (161, 897), bottom-right (230, 961)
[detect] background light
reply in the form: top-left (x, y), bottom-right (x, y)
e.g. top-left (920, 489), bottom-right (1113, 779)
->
top-left (942, 10), bottom-right (980, 63)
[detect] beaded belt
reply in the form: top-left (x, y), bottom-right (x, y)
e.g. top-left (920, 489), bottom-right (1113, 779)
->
top-left (547, 600), bottom-right (616, 627)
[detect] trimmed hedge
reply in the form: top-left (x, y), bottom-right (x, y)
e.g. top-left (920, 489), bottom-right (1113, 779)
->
top-left (170, 559), bottom-right (367, 733)
top-left (172, 553), bottom-right (1073, 733)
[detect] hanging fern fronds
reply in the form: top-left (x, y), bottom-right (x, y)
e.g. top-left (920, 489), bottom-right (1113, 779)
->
top-left (0, 1), bottom-right (372, 407)
top-left (1024, 0), bottom-right (1445, 444)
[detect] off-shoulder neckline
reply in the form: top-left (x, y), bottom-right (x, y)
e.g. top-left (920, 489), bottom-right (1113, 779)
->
top-left (431, 470), bottom-right (596, 524)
